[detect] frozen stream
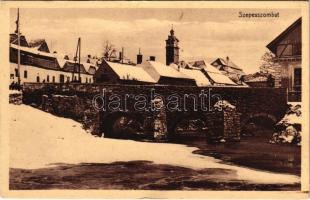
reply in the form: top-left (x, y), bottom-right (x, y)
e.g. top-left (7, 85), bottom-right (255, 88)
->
top-left (9, 104), bottom-right (300, 185)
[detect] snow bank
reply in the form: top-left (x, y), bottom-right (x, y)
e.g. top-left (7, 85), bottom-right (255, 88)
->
top-left (9, 90), bottom-right (22, 95)
top-left (9, 104), bottom-right (300, 184)
top-left (214, 100), bottom-right (236, 110)
top-left (270, 103), bottom-right (302, 145)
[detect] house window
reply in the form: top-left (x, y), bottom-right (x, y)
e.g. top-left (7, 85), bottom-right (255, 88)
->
top-left (36, 76), bottom-right (40, 83)
top-left (86, 78), bottom-right (88, 83)
top-left (47, 75), bottom-right (50, 82)
top-left (294, 68), bottom-right (301, 91)
top-left (52, 76), bottom-right (55, 83)
top-left (10, 74), bottom-right (14, 79)
top-left (67, 77), bottom-right (70, 83)
top-left (24, 70), bottom-right (27, 78)
top-left (59, 74), bottom-right (65, 83)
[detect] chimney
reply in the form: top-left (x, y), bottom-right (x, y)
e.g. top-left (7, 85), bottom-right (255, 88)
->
top-left (149, 56), bottom-right (155, 61)
top-left (137, 48), bottom-right (143, 64)
top-left (119, 52), bottom-right (122, 61)
top-left (226, 56), bottom-right (229, 64)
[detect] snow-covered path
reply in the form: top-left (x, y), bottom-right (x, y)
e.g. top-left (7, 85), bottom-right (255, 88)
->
top-left (9, 104), bottom-right (300, 185)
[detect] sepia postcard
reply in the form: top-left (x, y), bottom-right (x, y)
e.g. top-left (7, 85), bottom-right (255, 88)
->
top-left (0, 1), bottom-right (309, 199)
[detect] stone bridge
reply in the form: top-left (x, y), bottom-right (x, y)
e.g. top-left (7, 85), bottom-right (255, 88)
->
top-left (22, 83), bottom-right (288, 142)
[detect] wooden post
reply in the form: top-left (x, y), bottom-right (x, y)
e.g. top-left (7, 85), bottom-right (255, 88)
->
top-left (78, 37), bottom-right (81, 82)
top-left (17, 8), bottom-right (21, 85)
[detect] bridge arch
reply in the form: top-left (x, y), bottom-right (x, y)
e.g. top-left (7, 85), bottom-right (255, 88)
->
top-left (241, 112), bottom-right (277, 136)
top-left (101, 111), bottom-right (144, 138)
top-left (168, 112), bottom-right (210, 138)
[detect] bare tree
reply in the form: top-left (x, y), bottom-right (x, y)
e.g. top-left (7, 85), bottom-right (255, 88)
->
top-left (259, 51), bottom-right (276, 74)
top-left (103, 41), bottom-right (117, 61)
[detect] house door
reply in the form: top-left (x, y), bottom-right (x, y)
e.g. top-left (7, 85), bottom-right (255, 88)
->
top-left (59, 74), bottom-right (65, 83)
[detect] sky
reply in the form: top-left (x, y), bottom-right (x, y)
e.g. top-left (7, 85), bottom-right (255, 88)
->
top-left (10, 8), bottom-right (301, 73)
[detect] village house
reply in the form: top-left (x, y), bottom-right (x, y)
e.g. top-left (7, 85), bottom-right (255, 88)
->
top-left (140, 61), bottom-right (196, 86)
top-left (266, 17), bottom-right (302, 102)
top-left (95, 27), bottom-right (244, 87)
top-left (9, 33), bottom-right (96, 84)
top-left (209, 57), bottom-right (245, 84)
top-left (180, 60), bottom-right (239, 86)
top-left (94, 59), bottom-right (156, 84)
top-left (241, 72), bottom-right (274, 88)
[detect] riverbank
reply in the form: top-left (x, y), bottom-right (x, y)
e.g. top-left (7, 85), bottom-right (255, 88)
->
top-left (9, 104), bottom-right (300, 190)
top-left (173, 133), bottom-right (301, 176)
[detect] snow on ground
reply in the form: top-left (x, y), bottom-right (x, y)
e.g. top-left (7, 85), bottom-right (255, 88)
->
top-left (9, 104), bottom-right (300, 184)
top-left (9, 90), bottom-right (22, 95)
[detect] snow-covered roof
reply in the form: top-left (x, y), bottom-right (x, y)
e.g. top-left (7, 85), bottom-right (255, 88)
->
top-left (106, 61), bottom-right (156, 83)
top-left (203, 63), bottom-right (237, 85)
top-left (180, 68), bottom-right (211, 86)
top-left (216, 58), bottom-right (242, 70)
top-left (245, 76), bottom-right (268, 83)
top-left (55, 57), bottom-right (67, 68)
top-left (82, 62), bottom-right (97, 72)
top-left (10, 43), bottom-right (55, 58)
top-left (169, 63), bottom-right (211, 86)
top-left (146, 61), bottom-right (190, 79)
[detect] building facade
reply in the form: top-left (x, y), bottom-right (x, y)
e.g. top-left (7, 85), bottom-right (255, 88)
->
top-left (9, 34), bottom-right (95, 85)
top-left (266, 17), bottom-right (302, 102)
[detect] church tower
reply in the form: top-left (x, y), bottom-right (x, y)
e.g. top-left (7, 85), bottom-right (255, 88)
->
top-left (165, 26), bottom-right (179, 66)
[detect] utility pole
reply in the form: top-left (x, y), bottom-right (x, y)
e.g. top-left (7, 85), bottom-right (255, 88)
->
top-left (78, 37), bottom-right (81, 82)
top-left (16, 8), bottom-right (21, 85)
top-left (73, 37), bottom-right (81, 82)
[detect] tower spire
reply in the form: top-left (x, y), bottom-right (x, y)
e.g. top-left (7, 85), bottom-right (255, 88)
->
top-left (170, 24), bottom-right (174, 36)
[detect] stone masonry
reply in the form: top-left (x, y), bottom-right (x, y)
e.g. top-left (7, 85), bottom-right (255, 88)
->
top-left (22, 83), bottom-right (288, 141)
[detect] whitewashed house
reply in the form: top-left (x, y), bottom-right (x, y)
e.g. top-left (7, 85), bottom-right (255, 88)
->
top-left (9, 34), bottom-right (96, 84)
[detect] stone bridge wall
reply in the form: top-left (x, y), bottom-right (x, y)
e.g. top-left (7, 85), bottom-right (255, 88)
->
top-left (22, 83), bottom-right (288, 141)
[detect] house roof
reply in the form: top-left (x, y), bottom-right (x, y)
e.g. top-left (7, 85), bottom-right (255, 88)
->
top-left (11, 43), bottom-right (96, 75)
top-left (29, 39), bottom-right (46, 47)
top-left (203, 63), bottom-right (238, 85)
top-left (82, 62), bottom-right (97, 73)
top-left (266, 17), bottom-right (302, 54)
top-left (55, 57), bottom-right (68, 68)
top-left (169, 63), bottom-right (212, 86)
top-left (105, 60), bottom-right (156, 83)
top-left (183, 59), bottom-right (238, 85)
top-left (214, 58), bottom-right (243, 71)
top-left (10, 43), bottom-right (55, 58)
top-left (145, 61), bottom-right (191, 80)
top-left (245, 76), bottom-right (268, 83)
